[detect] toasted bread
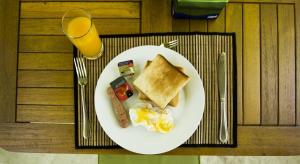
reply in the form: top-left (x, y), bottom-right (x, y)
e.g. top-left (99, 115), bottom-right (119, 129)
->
top-left (138, 60), bottom-right (184, 107)
top-left (133, 54), bottom-right (190, 109)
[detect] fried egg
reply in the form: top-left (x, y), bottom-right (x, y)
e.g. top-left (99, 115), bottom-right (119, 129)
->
top-left (129, 103), bottom-right (174, 133)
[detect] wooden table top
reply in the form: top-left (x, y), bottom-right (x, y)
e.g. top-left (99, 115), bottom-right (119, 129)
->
top-left (0, 0), bottom-right (299, 155)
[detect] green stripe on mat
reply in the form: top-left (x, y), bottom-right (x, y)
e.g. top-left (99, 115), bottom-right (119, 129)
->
top-left (98, 155), bottom-right (200, 164)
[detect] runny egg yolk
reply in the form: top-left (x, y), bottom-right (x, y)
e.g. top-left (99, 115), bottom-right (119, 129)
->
top-left (130, 107), bottom-right (174, 133)
top-left (155, 118), bottom-right (174, 133)
top-left (135, 108), bottom-right (154, 125)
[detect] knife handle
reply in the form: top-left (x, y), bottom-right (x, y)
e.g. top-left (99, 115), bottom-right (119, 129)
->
top-left (219, 99), bottom-right (228, 143)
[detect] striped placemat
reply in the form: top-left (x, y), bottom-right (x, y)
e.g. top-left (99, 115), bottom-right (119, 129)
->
top-left (74, 32), bottom-right (237, 148)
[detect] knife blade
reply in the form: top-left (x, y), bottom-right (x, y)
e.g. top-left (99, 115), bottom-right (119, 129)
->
top-left (218, 52), bottom-right (228, 143)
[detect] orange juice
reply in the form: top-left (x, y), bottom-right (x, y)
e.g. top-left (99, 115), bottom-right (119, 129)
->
top-left (67, 17), bottom-right (102, 59)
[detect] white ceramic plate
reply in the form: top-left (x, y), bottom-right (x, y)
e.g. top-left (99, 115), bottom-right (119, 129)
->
top-left (94, 46), bottom-right (205, 154)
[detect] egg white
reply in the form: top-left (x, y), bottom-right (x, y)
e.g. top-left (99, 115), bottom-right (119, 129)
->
top-left (129, 103), bottom-right (174, 133)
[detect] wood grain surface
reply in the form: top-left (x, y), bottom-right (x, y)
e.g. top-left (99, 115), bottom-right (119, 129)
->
top-left (20, 19), bottom-right (140, 35)
top-left (0, 0), bottom-right (298, 155)
top-left (19, 36), bottom-right (72, 52)
top-left (296, 0), bottom-right (300, 126)
top-left (208, 9), bottom-right (225, 32)
top-left (17, 88), bottom-right (74, 105)
top-left (20, 0), bottom-right (141, 1)
top-left (17, 105), bottom-right (74, 123)
top-left (18, 53), bottom-right (73, 70)
top-left (190, 20), bottom-right (207, 32)
top-left (20, 0), bottom-right (295, 2)
top-left (260, 4), bottom-right (278, 125)
top-left (172, 19), bottom-right (189, 32)
top-left (18, 70), bottom-right (73, 87)
top-left (20, 2), bottom-right (140, 18)
top-left (141, 0), bottom-right (150, 33)
top-left (243, 4), bottom-right (261, 125)
top-left (0, 124), bottom-right (299, 155)
top-left (225, 3), bottom-right (243, 125)
top-left (278, 4), bottom-right (296, 125)
top-left (0, 0), bottom-right (19, 122)
top-left (145, 0), bottom-right (172, 32)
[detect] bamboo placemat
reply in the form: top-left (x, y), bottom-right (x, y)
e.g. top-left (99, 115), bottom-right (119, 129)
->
top-left (74, 32), bottom-right (237, 148)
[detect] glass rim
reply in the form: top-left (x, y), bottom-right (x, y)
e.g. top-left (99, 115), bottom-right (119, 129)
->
top-left (61, 8), bottom-right (93, 39)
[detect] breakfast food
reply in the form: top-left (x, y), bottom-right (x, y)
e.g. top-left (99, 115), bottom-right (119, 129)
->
top-left (107, 86), bottom-right (129, 128)
top-left (118, 60), bottom-right (135, 78)
top-left (129, 103), bottom-right (174, 133)
top-left (110, 76), bottom-right (133, 101)
top-left (138, 60), bottom-right (185, 107)
top-left (133, 54), bottom-right (190, 109)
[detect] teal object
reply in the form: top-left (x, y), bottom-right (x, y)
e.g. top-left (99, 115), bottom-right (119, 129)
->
top-left (172, 0), bottom-right (228, 19)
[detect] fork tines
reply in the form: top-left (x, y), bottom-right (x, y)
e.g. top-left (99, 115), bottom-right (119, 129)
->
top-left (74, 57), bottom-right (87, 78)
top-left (167, 40), bottom-right (178, 48)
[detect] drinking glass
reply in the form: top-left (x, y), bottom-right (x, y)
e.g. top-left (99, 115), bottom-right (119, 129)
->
top-left (62, 8), bottom-right (103, 59)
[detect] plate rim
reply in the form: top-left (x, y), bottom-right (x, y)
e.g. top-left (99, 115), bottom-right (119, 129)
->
top-left (94, 45), bottom-right (205, 154)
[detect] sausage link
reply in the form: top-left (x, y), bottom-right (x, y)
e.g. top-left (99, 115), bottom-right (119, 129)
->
top-left (107, 86), bottom-right (129, 128)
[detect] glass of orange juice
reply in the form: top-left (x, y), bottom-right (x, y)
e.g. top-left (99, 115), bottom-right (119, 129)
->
top-left (62, 8), bottom-right (103, 59)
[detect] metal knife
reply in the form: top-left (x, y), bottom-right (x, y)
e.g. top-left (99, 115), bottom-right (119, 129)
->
top-left (218, 52), bottom-right (228, 143)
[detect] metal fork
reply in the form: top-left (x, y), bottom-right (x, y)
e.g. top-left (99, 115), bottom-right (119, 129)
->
top-left (160, 40), bottom-right (178, 49)
top-left (74, 57), bottom-right (90, 139)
